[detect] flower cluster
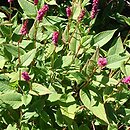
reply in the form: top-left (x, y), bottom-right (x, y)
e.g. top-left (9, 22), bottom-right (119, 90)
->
top-left (91, 0), bottom-right (99, 19)
top-left (122, 76), bottom-right (130, 84)
top-left (97, 57), bottom-right (107, 67)
top-left (78, 9), bottom-right (86, 22)
top-left (19, 20), bottom-right (28, 35)
top-left (66, 6), bottom-right (72, 18)
top-left (36, 4), bottom-right (49, 21)
top-left (52, 31), bottom-right (59, 46)
top-left (22, 72), bottom-right (31, 82)
top-left (34, 0), bottom-right (38, 5)
top-left (8, 0), bottom-right (13, 3)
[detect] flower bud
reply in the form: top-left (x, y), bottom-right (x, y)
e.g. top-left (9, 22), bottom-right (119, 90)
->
top-left (34, 0), bottom-right (38, 5)
top-left (122, 76), bottom-right (130, 84)
top-left (52, 31), bottom-right (59, 46)
top-left (8, 0), bottom-right (13, 3)
top-left (78, 9), bottom-right (85, 22)
top-left (36, 4), bottom-right (49, 21)
top-left (66, 6), bottom-right (72, 18)
top-left (91, 0), bottom-right (99, 19)
top-left (22, 72), bottom-right (31, 81)
top-left (97, 57), bottom-right (107, 67)
top-left (19, 20), bottom-right (28, 35)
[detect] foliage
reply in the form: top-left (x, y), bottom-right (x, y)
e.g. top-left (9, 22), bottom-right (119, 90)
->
top-left (0, 0), bottom-right (130, 129)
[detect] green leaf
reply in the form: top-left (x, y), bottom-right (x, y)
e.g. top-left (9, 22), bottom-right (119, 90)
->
top-left (6, 124), bottom-right (18, 130)
top-left (0, 92), bottom-right (23, 109)
top-left (60, 94), bottom-right (76, 120)
top-left (107, 124), bottom-right (118, 130)
top-left (45, 0), bottom-right (57, 5)
top-left (107, 54), bottom-right (129, 69)
top-left (72, 2), bottom-right (81, 20)
top-left (18, 0), bottom-right (36, 17)
top-left (108, 37), bottom-right (124, 55)
top-left (62, 25), bottom-right (69, 43)
top-left (69, 28), bottom-right (81, 53)
top-left (68, 72), bottom-right (85, 84)
top-left (29, 83), bottom-right (52, 96)
top-left (80, 88), bottom-right (109, 124)
top-left (62, 55), bottom-right (73, 68)
top-left (22, 94), bottom-right (32, 106)
top-left (0, 81), bottom-right (14, 93)
top-left (0, 56), bottom-right (6, 69)
top-left (93, 29), bottom-right (116, 47)
top-left (45, 44), bottom-right (55, 58)
top-left (5, 44), bottom-right (25, 57)
top-left (48, 93), bottom-right (62, 102)
top-left (20, 49), bottom-right (36, 66)
top-left (0, 12), bottom-right (6, 18)
top-left (43, 16), bottom-right (66, 26)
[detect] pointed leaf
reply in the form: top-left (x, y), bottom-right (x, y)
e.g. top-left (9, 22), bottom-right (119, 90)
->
top-left (20, 49), bottom-right (36, 66)
top-left (0, 92), bottom-right (23, 109)
top-left (18, 0), bottom-right (36, 17)
top-left (94, 29), bottom-right (116, 47)
top-left (80, 88), bottom-right (109, 124)
top-left (29, 83), bottom-right (52, 96)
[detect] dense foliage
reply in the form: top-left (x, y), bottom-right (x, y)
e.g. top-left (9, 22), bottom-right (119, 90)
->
top-left (0, 0), bottom-right (130, 129)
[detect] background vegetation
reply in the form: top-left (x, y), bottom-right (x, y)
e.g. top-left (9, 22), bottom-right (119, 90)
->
top-left (0, 0), bottom-right (130, 130)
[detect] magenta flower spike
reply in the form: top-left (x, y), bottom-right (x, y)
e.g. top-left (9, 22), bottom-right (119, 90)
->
top-left (36, 4), bottom-right (49, 21)
top-left (22, 72), bottom-right (31, 82)
top-left (122, 76), bottom-right (130, 84)
top-left (19, 20), bottom-right (28, 35)
top-left (52, 31), bottom-right (59, 46)
top-left (78, 9), bottom-right (86, 22)
top-left (91, 0), bottom-right (99, 19)
top-left (97, 57), bottom-right (107, 67)
top-left (34, 0), bottom-right (38, 5)
top-left (8, 0), bottom-right (13, 3)
top-left (66, 6), bottom-right (72, 18)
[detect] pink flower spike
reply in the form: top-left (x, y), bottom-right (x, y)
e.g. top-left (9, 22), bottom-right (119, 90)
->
top-left (34, 0), bottom-right (38, 5)
top-left (91, 0), bottom-right (99, 19)
top-left (66, 6), bottom-right (72, 18)
top-left (78, 9), bottom-right (86, 22)
top-left (52, 31), bottom-right (59, 46)
top-left (22, 72), bottom-right (31, 82)
top-left (97, 57), bottom-right (107, 67)
top-left (8, 0), bottom-right (13, 3)
top-left (36, 4), bottom-right (49, 21)
top-left (19, 20), bottom-right (28, 35)
top-left (122, 76), bottom-right (130, 84)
